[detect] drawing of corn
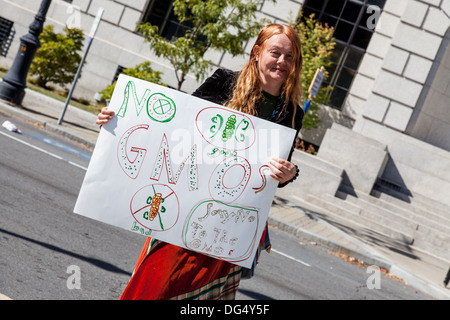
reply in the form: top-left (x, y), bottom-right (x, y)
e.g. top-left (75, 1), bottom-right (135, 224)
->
top-left (222, 115), bottom-right (236, 142)
top-left (148, 193), bottom-right (163, 221)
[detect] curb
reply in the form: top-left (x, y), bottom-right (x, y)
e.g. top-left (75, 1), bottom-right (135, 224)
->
top-left (0, 101), bottom-right (97, 150)
top-left (45, 121), bottom-right (97, 150)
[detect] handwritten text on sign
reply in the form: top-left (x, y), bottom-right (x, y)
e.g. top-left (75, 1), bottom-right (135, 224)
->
top-left (74, 75), bottom-right (296, 268)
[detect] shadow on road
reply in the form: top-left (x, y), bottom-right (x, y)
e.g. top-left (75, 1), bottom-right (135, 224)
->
top-left (0, 227), bottom-right (132, 276)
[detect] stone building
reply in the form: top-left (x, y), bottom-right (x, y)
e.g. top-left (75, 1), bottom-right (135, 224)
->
top-left (1, 0), bottom-right (449, 259)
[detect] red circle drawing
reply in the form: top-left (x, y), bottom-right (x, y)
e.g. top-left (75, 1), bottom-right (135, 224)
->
top-left (195, 107), bottom-right (256, 151)
top-left (208, 156), bottom-right (251, 203)
top-left (130, 184), bottom-right (179, 231)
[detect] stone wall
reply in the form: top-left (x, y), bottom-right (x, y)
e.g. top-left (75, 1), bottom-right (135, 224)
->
top-left (351, 0), bottom-right (450, 152)
top-left (317, 0), bottom-right (450, 206)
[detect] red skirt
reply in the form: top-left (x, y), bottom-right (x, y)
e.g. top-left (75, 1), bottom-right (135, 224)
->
top-left (120, 238), bottom-right (242, 300)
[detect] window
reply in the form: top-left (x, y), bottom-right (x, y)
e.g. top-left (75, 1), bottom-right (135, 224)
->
top-left (141, 0), bottom-right (194, 41)
top-left (302, 0), bottom-right (386, 110)
top-left (0, 17), bottom-right (14, 57)
top-left (112, 65), bottom-right (127, 84)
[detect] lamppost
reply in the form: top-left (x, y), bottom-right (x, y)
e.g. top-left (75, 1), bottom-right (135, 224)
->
top-left (0, 0), bottom-right (52, 105)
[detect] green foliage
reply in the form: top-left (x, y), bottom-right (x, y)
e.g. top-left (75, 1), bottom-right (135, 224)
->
top-left (137, 0), bottom-right (270, 90)
top-left (30, 25), bottom-right (84, 89)
top-left (99, 61), bottom-right (164, 101)
top-left (292, 12), bottom-right (336, 130)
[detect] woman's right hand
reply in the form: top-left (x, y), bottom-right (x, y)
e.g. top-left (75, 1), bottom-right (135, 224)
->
top-left (96, 107), bottom-right (115, 126)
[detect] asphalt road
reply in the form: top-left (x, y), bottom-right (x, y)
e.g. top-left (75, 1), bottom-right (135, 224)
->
top-left (0, 115), bottom-right (432, 300)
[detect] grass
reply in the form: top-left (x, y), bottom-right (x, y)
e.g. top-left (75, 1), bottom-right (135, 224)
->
top-left (0, 68), bottom-right (103, 115)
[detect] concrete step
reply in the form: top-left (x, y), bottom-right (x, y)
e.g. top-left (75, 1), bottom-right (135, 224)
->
top-left (372, 183), bottom-right (450, 222)
top-left (336, 189), bottom-right (450, 237)
top-left (278, 181), bottom-right (450, 260)
top-left (413, 224), bottom-right (450, 259)
top-left (334, 190), bottom-right (450, 259)
top-left (334, 192), bottom-right (417, 232)
top-left (305, 194), bottom-right (415, 245)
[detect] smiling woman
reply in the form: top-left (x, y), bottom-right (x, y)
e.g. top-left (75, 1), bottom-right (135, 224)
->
top-left (255, 34), bottom-right (293, 96)
top-left (225, 24), bottom-right (303, 129)
top-left (98, 23), bottom-right (305, 301)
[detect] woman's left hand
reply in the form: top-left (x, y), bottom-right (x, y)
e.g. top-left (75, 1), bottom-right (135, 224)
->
top-left (268, 157), bottom-right (297, 185)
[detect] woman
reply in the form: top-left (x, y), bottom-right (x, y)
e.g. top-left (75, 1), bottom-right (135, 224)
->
top-left (97, 24), bottom-right (304, 300)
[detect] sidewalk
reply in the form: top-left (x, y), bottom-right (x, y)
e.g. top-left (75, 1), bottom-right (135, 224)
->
top-left (0, 88), bottom-right (100, 150)
top-left (1, 88), bottom-right (449, 300)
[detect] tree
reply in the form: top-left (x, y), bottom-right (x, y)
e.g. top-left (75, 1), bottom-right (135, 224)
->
top-left (30, 25), bottom-right (84, 90)
top-left (292, 12), bottom-right (335, 130)
top-left (99, 61), bottom-right (164, 101)
top-left (137, 0), bottom-right (270, 91)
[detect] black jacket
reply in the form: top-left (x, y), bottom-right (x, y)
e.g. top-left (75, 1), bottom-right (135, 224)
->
top-left (192, 68), bottom-right (304, 134)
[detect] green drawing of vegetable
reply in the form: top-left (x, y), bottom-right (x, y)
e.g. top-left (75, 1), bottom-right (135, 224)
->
top-left (209, 114), bottom-right (223, 139)
top-left (146, 192), bottom-right (165, 230)
top-left (222, 115), bottom-right (236, 142)
top-left (235, 119), bottom-right (250, 142)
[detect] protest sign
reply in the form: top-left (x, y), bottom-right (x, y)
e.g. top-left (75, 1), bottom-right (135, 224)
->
top-left (74, 75), bottom-right (296, 268)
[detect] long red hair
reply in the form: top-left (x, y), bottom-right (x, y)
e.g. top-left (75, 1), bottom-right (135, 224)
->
top-left (225, 24), bottom-right (303, 128)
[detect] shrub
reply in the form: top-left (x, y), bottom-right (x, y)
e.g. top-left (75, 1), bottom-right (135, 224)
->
top-left (30, 25), bottom-right (84, 90)
top-left (99, 61), bottom-right (164, 101)
top-left (292, 12), bottom-right (336, 130)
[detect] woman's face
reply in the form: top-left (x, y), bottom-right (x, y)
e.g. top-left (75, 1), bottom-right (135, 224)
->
top-left (256, 33), bottom-right (293, 94)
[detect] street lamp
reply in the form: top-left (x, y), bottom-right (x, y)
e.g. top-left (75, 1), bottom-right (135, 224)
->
top-left (0, 0), bottom-right (52, 105)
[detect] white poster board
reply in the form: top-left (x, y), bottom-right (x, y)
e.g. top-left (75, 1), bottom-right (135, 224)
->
top-left (74, 75), bottom-right (296, 268)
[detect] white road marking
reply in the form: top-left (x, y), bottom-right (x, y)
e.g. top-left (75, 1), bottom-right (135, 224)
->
top-left (271, 248), bottom-right (311, 267)
top-left (0, 130), bottom-right (88, 171)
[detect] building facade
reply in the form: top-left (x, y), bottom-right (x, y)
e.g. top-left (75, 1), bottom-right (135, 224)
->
top-left (1, 0), bottom-right (449, 210)
top-left (0, 0), bottom-right (304, 98)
